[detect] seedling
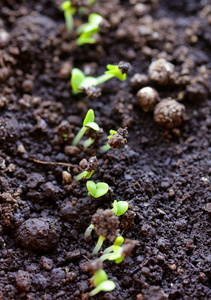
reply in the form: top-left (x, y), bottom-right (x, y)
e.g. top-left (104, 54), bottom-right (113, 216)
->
top-left (71, 61), bottom-right (130, 94)
top-left (90, 268), bottom-right (116, 296)
top-left (76, 13), bottom-right (103, 46)
top-left (75, 156), bottom-right (98, 181)
top-left (72, 109), bottom-right (100, 146)
top-left (100, 239), bottom-right (138, 264)
top-left (102, 235), bottom-right (124, 255)
top-left (100, 129), bottom-right (116, 152)
top-left (61, 1), bottom-right (77, 31)
top-left (112, 200), bottom-right (129, 216)
top-left (86, 181), bottom-right (109, 198)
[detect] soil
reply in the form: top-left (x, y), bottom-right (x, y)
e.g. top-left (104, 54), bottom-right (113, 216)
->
top-left (0, 0), bottom-right (210, 299)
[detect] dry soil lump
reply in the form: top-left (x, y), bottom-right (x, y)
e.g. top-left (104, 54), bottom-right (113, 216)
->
top-left (137, 86), bottom-right (159, 112)
top-left (154, 98), bottom-right (185, 128)
top-left (16, 217), bottom-right (61, 251)
top-left (148, 58), bottom-right (175, 85)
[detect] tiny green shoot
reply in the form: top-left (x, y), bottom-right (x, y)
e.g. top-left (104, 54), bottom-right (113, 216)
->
top-left (72, 109), bottom-right (100, 146)
top-left (92, 235), bottom-right (106, 255)
top-left (112, 200), bottom-right (128, 216)
top-left (84, 223), bottom-right (95, 237)
top-left (90, 269), bottom-right (116, 297)
top-left (100, 129), bottom-right (117, 152)
top-left (76, 13), bottom-right (103, 46)
top-left (86, 181), bottom-right (109, 198)
top-left (61, 1), bottom-right (77, 31)
top-left (71, 62), bottom-right (130, 94)
top-left (103, 236), bottom-right (124, 255)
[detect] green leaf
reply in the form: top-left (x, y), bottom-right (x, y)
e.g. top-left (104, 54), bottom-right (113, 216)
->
top-left (97, 280), bottom-right (116, 292)
top-left (105, 64), bottom-right (126, 81)
top-left (94, 269), bottom-right (108, 287)
top-left (114, 236), bottom-right (124, 246)
top-left (112, 200), bottom-right (128, 216)
top-left (86, 181), bottom-right (96, 196)
top-left (83, 109), bottom-right (95, 126)
top-left (61, 1), bottom-right (71, 11)
top-left (94, 182), bottom-right (109, 198)
top-left (71, 68), bottom-right (85, 94)
top-left (89, 280), bottom-right (116, 296)
top-left (88, 13), bottom-right (103, 25)
top-left (85, 122), bottom-right (100, 131)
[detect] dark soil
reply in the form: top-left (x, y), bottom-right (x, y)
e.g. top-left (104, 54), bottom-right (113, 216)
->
top-left (0, 0), bottom-right (211, 299)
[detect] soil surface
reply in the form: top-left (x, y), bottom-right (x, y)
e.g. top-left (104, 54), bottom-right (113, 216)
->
top-left (0, 0), bottom-right (211, 299)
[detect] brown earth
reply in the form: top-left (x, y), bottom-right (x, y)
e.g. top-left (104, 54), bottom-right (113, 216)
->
top-left (0, 0), bottom-right (210, 299)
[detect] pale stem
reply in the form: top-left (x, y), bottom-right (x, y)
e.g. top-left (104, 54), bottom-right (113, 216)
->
top-left (72, 126), bottom-right (87, 146)
top-left (83, 138), bottom-right (95, 148)
top-left (84, 224), bottom-right (95, 237)
top-left (64, 10), bottom-right (74, 31)
top-left (92, 235), bottom-right (106, 255)
top-left (95, 74), bottom-right (114, 86)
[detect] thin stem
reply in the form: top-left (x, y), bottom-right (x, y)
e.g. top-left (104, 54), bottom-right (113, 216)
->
top-left (95, 74), bottom-right (114, 86)
top-left (64, 10), bottom-right (74, 31)
top-left (99, 253), bottom-right (112, 262)
top-left (72, 126), bottom-right (87, 146)
top-left (92, 235), bottom-right (106, 255)
top-left (100, 144), bottom-right (111, 152)
top-left (89, 285), bottom-right (101, 297)
top-left (103, 246), bottom-right (113, 255)
top-left (83, 138), bottom-right (95, 148)
top-left (84, 224), bottom-right (95, 237)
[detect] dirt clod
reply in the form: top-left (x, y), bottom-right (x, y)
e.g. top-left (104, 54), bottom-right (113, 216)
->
top-left (154, 98), bottom-right (186, 128)
top-left (16, 218), bottom-right (61, 251)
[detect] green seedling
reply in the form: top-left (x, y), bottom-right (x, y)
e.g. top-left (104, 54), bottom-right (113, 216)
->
top-left (100, 129), bottom-right (117, 152)
top-left (71, 62), bottom-right (130, 94)
top-left (75, 156), bottom-right (98, 181)
top-left (72, 109), bottom-right (100, 146)
top-left (92, 234), bottom-right (106, 255)
top-left (102, 235), bottom-right (124, 255)
top-left (90, 269), bottom-right (116, 297)
top-left (86, 181), bottom-right (109, 198)
top-left (112, 200), bottom-right (128, 216)
top-left (75, 169), bottom-right (94, 181)
top-left (76, 13), bottom-right (103, 46)
top-left (100, 239), bottom-right (138, 264)
top-left (61, 1), bottom-right (77, 31)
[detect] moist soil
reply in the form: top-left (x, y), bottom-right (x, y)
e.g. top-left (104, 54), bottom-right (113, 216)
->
top-left (0, 0), bottom-right (211, 299)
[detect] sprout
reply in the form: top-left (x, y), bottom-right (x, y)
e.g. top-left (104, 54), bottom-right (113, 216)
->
top-left (112, 200), bottom-right (128, 216)
top-left (90, 280), bottom-right (116, 297)
top-left (76, 13), bottom-right (103, 46)
top-left (75, 156), bottom-right (98, 181)
top-left (72, 109), bottom-right (100, 146)
top-left (71, 61), bottom-right (130, 94)
top-left (100, 129), bottom-right (117, 152)
top-left (86, 181), bottom-right (109, 198)
top-left (103, 235), bottom-right (124, 255)
top-left (61, 1), bottom-right (77, 31)
top-left (92, 235), bottom-right (106, 255)
top-left (100, 239), bottom-right (138, 264)
top-left (88, 266), bottom-right (116, 297)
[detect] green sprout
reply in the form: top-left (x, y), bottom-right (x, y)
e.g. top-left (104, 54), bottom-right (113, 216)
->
top-left (100, 239), bottom-right (138, 264)
top-left (92, 235), bottom-right (106, 255)
top-left (76, 13), bottom-right (103, 46)
top-left (72, 109), bottom-right (100, 146)
top-left (71, 61), bottom-right (130, 94)
top-left (100, 129), bottom-right (117, 152)
top-left (61, 1), bottom-right (77, 31)
top-left (84, 200), bottom-right (128, 255)
top-left (75, 156), bottom-right (98, 181)
top-left (90, 269), bottom-right (116, 297)
top-left (102, 235), bottom-right (124, 255)
top-left (112, 200), bottom-right (129, 216)
top-left (86, 181), bottom-right (109, 198)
